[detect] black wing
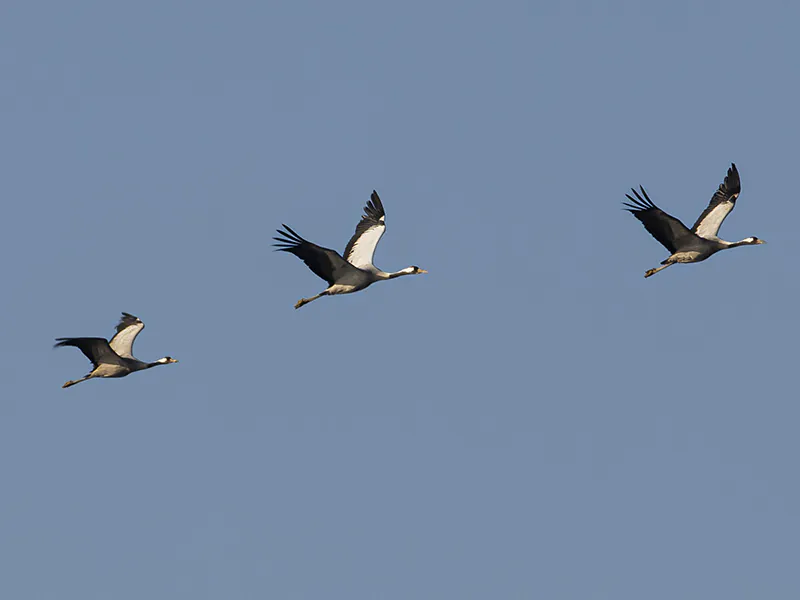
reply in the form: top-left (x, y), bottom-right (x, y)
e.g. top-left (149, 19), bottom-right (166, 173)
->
top-left (343, 190), bottom-right (387, 268)
top-left (623, 186), bottom-right (694, 254)
top-left (273, 224), bottom-right (362, 285)
top-left (54, 337), bottom-right (126, 368)
top-left (691, 163), bottom-right (741, 239)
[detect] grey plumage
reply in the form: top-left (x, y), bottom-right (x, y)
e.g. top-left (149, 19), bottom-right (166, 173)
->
top-left (624, 163), bottom-right (764, 278)
top-left (55, 313), bottom-right (177, 388)
top-left (274, 190), bottom-right (426, 309)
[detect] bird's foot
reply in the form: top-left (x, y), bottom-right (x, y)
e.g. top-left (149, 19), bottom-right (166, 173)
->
top-left (294, 298), bottom-right (308, 309)
top-left (644, 268), bottom-right (656, 278)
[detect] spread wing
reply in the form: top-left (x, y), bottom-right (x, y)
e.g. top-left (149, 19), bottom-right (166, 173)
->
top-left (109, 312), bottom-right (144, 359)
top-left (691, 163), bottom-right (741, 239)
top-left (343, 190), bottom-right (386, 269)
top-left (623, 186), bottom-right (694, 254)
top-left (274, 225), bottom-right (362, 285)
top-left (54, 337), bottom-right (126, 368)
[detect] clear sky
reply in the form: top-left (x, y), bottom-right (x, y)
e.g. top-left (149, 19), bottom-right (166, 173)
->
top-left (1, 1), bottom-right (798, 598)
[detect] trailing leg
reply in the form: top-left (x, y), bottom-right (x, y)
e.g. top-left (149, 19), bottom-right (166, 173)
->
top-left (62, 375), bottom-right (92, 389)
top-left (294, 291), bottom-right (328, 309)
top-left (644, 262), bottom-right (673, 278)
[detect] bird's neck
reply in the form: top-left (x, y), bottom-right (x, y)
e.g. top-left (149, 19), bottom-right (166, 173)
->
top-left (378, 268), bottom-right (414, 280)
top-left (722, 238), bottom-right (754, 248)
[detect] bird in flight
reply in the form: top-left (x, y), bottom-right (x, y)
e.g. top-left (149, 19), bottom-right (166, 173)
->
top-left (274, 190), bottom-right (427, 308)
top-left (55, 312), bottom-right (178, 388)
top-left (624, 163), bottom-right (764, 278)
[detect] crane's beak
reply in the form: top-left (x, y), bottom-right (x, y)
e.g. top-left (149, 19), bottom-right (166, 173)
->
top-left (168, 358), bottom-right (179, 363)
top-left (418, 269), bottom-right (428, 274)
top-left (756, 239), bottom-right (766, 244)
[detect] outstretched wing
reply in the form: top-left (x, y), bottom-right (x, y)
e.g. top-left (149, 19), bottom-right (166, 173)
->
top-left (343, 190), bottom-right (387, 269)
top-left (623, 186), bottom-right (694, 254)
top-left (691, 163), bottom-right (741, 239)
top-left (274, 224), bottom-right (362, 285)
top-left (109, 312), bottom-right (144, 359)
top-left (54, 337), bottom-right (126, 368)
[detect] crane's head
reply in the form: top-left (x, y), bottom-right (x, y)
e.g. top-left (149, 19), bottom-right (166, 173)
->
top-left (156, 356), bottom-right (179, 364)
top-left (408, 265), bottom-right (428, 275)
top-left (745, 237), bottom-right (766, 245)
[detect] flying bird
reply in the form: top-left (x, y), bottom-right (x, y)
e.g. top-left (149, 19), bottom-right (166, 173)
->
top-left (55, 312), bottom-right (178, 388)
top-left (624, 163), bottom-right (765, 278)
top-left (274, 190), bottom-right (427, 308)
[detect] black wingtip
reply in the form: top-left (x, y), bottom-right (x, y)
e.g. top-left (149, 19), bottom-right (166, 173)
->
top-left (279, 224), bottom-right (305, 241)
top-left (366, 190), bottom-right (385, 220)
top-left (722, 163), bottom-right (741, 195)
top-left (623, 187), bottom-right (655, 211)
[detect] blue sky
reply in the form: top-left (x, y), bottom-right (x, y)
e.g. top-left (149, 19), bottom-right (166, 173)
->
top-left (1, 1), bottom-right (799, 598)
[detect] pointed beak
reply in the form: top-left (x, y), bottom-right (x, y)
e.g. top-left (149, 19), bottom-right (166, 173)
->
top-left (169, 358), bottom-right (179, 363)
top-left (756, 239), bottom-right (766, 244)
top-left (418, 269), bottom-right (428, 274)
